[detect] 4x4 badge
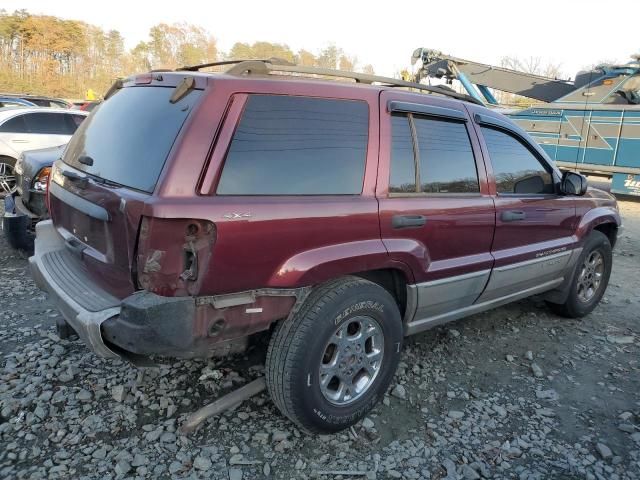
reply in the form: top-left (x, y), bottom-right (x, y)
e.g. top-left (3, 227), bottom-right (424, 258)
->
top-left (223, 213), bottom-right (252, 219)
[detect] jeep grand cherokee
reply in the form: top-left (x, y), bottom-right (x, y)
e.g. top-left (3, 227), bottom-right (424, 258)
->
top-left (29, 60), bottom-right (622, 433)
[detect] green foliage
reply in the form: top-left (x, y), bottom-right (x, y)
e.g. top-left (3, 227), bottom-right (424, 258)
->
top-left (0, 10), bottom-right (372, 98)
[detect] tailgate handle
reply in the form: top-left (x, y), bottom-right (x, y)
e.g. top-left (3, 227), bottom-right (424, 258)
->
top-left (65, 237), bottom-right (86, 256)
top-left (392, 214), bottom-right (427, 229)
top-left (501, 210), bottom-right (527, 222)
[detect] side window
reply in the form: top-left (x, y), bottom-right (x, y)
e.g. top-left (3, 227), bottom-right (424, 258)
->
top-left (23, 113), bottom-right (72, 135)
top-left (413, 116), bottom-right (479, 193)
top-left (389, 114), bottom-right (416, 193)
top-left (0, 115), bottom-right (28, 133)
top-left (388, 112), bottom-right (479, 194)
top-left (217, 95), bottom-right (369, 195)
top-left (481, 127), bottom-right (554, 194)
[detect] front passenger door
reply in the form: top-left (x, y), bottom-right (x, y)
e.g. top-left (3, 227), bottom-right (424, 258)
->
top-left (476, 121), bottom-right (578, 302)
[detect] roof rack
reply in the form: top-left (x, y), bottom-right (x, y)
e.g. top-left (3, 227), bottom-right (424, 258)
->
top-left (178, 58), bottom-right (482, 105)
top-left (176, 58), bottom-right (295, 72)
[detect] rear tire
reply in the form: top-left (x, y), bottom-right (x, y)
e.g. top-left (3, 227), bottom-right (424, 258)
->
top-left (265, 276), bottom-right (403, 433)
top-left (546, 230), bottom-right (612, 318)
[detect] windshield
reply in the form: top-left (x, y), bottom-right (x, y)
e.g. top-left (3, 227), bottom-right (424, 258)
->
top-left (63, 85), bottom-right (202, 193)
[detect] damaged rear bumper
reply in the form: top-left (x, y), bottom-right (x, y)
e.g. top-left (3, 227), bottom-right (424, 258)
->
top-left (29, 220), bottom-right (302, 360)
top-left (29, 220), bottom-right (123, 358)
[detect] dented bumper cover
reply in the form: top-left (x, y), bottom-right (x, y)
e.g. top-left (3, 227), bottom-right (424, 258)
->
top-left (29, 220), bottom-right (301, 360)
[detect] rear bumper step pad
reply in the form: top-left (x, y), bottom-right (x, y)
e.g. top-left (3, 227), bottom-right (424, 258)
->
top-left (29, 220), bottom-right (122, 359)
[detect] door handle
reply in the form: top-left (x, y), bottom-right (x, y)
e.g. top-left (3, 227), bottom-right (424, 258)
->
top-left (501, 210), bottom-right (526, 222)
top-left (392, 214), bottom-right (427, 229)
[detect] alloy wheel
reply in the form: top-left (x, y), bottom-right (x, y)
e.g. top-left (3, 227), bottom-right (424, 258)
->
top-left (577, 250), bottom-right (605, 303)
top-left (0, 161), bottom-right (16, 196)
top-left (319, 315), bottom-right (384, 406)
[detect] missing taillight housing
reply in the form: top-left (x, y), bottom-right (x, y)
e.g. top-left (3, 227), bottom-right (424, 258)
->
top-left (136, 216), bottom-right (216, 296)
top-left (180, 246), bottom-right (198, 281)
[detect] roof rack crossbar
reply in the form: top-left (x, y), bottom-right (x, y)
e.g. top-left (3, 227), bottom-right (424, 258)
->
top-left (177, 57), bottom-right (295, 72)
top-left (220, 60), bottom-right (483, 104)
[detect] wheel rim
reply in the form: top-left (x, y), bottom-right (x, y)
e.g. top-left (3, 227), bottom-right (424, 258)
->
top-left (319, 315), bottom-right (384, 406)
top-left (0, 161), bottom-right (16, 196)
top-left (577, 250), bottom-right (605, 303)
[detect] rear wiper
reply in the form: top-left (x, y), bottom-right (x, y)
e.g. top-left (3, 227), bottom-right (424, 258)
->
top-left (90, 176), bottom-right (121, 188)
top-left (62, 169), bottom-right (88, 189)
top-left (62, 170), bottom-right (84, 181)
top-left (71, 168), bottom-right (120, 188)
top-left (61, 167), bottom-right (119, 188)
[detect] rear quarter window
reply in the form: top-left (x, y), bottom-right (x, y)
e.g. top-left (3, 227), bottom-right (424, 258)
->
top-left (217, 95), bottom-right (369, 195)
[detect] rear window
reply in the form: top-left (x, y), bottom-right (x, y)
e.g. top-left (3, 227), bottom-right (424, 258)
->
top-left (63, 86), bottom-right (202, 193)
top-left (217, 95), bottom-right (369, 195)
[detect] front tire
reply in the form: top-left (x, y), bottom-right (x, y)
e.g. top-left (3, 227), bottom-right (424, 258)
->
top-left (265, 276), bottom-right (403, 433)
top-left (547, 230), bottom-right (612, 318)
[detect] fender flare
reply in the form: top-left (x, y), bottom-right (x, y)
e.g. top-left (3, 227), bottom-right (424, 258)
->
top-left (267, 239), bottom-right (414, 288)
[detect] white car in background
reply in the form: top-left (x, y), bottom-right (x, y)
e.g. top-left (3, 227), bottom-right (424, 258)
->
top-left (0, 107), bottom-right (89, 196)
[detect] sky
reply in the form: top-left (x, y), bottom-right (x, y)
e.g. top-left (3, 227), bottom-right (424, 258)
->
top-left (3, 0), bottom-right (638, 79)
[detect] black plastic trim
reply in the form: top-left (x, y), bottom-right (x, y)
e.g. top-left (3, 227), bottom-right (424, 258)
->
top-left (388, 101), bottom-right (467, 121)
top-left (49, 181), bottom-right (110, 221)
top-left (474, 112), bottom-right (515, 131)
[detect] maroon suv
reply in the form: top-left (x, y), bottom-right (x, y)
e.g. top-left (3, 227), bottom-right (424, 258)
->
top-left (29, 61), bottom-right (622, 433)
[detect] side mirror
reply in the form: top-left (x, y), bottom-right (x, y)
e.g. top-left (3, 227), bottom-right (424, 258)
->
top-left (561, 171), bottom-right (588, 196)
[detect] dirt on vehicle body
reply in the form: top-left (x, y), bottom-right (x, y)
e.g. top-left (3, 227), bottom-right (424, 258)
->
top-left (29, 61), bottom-right (622, 433)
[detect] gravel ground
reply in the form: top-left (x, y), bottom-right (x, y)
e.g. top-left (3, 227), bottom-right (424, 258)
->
top-left (0, 198), bottom-right (639, 480)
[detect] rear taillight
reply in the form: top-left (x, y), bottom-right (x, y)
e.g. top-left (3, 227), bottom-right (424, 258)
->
top-left (136, 217), bottom-right (216, 296)
top-left (33, 167), bottom-right (51, 192)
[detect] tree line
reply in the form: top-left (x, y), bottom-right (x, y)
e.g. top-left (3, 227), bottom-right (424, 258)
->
top-left (0, 9), bottom-right (375, 99)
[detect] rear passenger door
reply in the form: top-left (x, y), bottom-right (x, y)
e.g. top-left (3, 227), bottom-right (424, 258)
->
top-left (377, 92), bottom-right (495, 324)
top-left (0, 115), bottom-right (32, 154)
top-left (472, 113), bottom-right (578, 302)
